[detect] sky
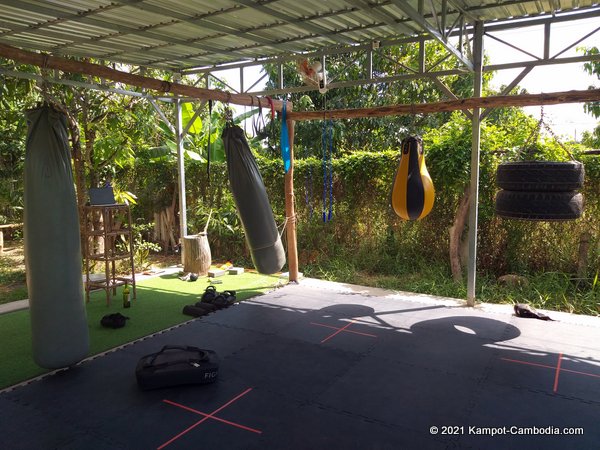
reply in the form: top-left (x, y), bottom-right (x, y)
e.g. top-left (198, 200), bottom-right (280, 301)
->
top-left (219, 17), bottom-right (599, 141)
top-left (485, 17), bottom-right (599, 140)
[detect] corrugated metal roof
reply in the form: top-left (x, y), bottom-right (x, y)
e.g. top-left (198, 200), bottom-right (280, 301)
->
top-left (0, 0), bottom-right (598, 71)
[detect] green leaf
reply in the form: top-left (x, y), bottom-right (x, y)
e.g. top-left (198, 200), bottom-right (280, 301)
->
top-left (157, 120), bottom-right (173, 137)
top-left (234, 108), bottom-right (259, 124)
top-left (114, 190), bottom-right (138, 205)
top-left (209, 137), bottom-right (226, 163)
top-left (165, 139), bottom-right (177, 152)
top-left (182, 102), bottom-right (203, 134)
top-left (185, 149), bottom-right (204, 161)
top-left (142, 145), bottom-right (173, 161)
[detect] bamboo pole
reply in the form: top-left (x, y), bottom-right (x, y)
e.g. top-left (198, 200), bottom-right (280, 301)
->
top-left (288, 89), bottom-right (600, 121)
top-left (284, 103), bottom-right (299, 282)
top-left (0, 43), bottom-right (285, 111)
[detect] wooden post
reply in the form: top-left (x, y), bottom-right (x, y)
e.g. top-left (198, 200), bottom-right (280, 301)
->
top-left (285, 104), bottom-right (299, 282)
top-left (577, 231), bottom-right (591, 281)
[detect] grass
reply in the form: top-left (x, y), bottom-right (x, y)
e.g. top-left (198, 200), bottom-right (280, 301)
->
top-left (304, 259), bottom-right (600, 317)
top-left (0, 269), bottom-right (281, 390)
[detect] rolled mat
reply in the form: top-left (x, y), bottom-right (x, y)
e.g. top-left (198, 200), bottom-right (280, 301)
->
top-left (222, 125), bottom-right (285, 274)
top-left (24, 105), bottom-right (89, 369)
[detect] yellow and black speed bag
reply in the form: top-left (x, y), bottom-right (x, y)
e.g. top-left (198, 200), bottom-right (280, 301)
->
top-left (391, 136), bottom-right (435, 220)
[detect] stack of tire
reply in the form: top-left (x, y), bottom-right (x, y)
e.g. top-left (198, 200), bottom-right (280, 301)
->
top-left (495, 161), bottom-right (584, 221)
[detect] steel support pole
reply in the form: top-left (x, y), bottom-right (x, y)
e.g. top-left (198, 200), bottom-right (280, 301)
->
top-left (175, 98), bottom-right (188, 264)
top-left (466, 21), bottom-right (484, 306)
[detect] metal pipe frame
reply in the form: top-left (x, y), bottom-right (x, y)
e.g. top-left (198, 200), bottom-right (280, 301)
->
top-left (466, 21), bottom-right (484, 307)
top-left (186, 10), bottom-right (599, 100)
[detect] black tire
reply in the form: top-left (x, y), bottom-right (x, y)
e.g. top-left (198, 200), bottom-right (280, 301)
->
top-left (496, 161), bottom-right (584, 191)
top-left (495, 190), bottom-right (583, 221)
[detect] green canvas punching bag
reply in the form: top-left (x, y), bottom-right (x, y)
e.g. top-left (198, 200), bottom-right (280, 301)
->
top-left (24, 105), bottom-right (89, 369)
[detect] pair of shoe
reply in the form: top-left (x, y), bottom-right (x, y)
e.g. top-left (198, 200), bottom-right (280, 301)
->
top-left (199, 285), bottom-right (236, 309)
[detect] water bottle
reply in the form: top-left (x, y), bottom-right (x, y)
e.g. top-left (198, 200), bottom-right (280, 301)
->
top-left (123, 284), bottom-right (131, 308)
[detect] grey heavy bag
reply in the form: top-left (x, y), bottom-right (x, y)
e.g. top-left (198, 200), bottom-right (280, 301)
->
top-left (222, 125), bottom-right (285, 274)
top-left (24, 105), bottom-right (89, 369)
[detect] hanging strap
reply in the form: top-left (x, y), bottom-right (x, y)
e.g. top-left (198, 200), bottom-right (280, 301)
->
top-left (266, 96), bottom-right (275, 121)
top-left (260, 96), bottom-right (276, 156)
top-left (322, 121), bottom-right (327, 222)
top-left (207, 100), bottom-right (212, 181)
top-left (253, 98), bottom-right (265, 138)
top-left (280, 101), bottom-right (291, 173)
top-left (327, 120), bottom-right (334, 221)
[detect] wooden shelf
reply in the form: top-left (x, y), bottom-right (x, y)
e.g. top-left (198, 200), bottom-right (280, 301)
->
top-left (88, 253), bottom-right (132, 262)
top-left (83, 203), bottom-right (136, 306)
top-left (84, 228), bottom-right (131, 237)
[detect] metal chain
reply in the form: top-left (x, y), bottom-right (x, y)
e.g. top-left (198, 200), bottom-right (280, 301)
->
top-left (521, 106), bottom-right (575, 161)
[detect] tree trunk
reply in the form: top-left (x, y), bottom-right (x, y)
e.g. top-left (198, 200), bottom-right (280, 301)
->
top-left (182, 233), bottom-right (211, 275)
top-left (58, 106), bottom-right (88, 253)
top-left (449, 185), bottom-right (471, 282)
top-left (577, 231), bottom-right (591, 280)
top-left (152, 190), bottom-right (177, 254)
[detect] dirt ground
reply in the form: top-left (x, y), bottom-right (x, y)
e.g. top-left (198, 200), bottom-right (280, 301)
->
top-left (0, 241), bottom-right (27, 303)
top-left (0, 242), bottom-right (230, 303)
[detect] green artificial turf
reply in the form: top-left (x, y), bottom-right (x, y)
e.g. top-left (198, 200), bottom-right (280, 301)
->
top-left (0, 269), bottom-right (281, 390)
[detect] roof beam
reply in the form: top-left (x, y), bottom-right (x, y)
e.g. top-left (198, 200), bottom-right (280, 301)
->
top-left (0, 42), bottom-right (287, 111)
top-left (288, 88), bottom-right (600, 121)
top-left (143, 17), bottom-right (385, 69)
top-left (390, 0), bottom-right (474, 70)
top-left (0, 67), bottom-right (175, 102)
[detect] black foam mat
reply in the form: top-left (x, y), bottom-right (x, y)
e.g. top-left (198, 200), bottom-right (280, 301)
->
top-left (2, 284), bottom-right (600, 449)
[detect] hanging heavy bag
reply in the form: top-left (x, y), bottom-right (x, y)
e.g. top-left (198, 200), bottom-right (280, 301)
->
top-left (24, 105), bottom-right (89, 369)
top-left (391, 136), bottom-right (435, 221)
top-left (222, 124), bottom-right (286, 274)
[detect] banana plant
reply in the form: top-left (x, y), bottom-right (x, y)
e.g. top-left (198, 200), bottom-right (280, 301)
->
top-left (142, 102), bottom-right (260, 163)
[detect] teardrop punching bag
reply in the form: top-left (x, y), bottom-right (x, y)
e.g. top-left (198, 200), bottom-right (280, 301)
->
top-left (222, 125), bottom-right (286, 274)
top-left (24, 105), bottom-right (89, 369)
top-left (391, 136), bottom-right (435, 221)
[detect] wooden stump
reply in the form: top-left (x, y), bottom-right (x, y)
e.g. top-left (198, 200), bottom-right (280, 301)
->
top-left (183, 233), bottom-right (211, 275)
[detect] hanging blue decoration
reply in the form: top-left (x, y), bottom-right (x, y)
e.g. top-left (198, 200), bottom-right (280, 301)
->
top-left (304, 147), bottom-right (314, 219)
top-left (322, 119), bottom-right (334, 222)
top-left (280, 101), bottom-right (291, 173)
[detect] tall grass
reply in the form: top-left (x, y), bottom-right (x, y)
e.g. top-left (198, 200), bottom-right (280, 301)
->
top-left (303, 249), bottom-right (600, 316)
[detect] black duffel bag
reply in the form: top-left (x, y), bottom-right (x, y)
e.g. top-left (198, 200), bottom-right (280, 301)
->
top-left (136, 345), bottom-right (219, 390)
